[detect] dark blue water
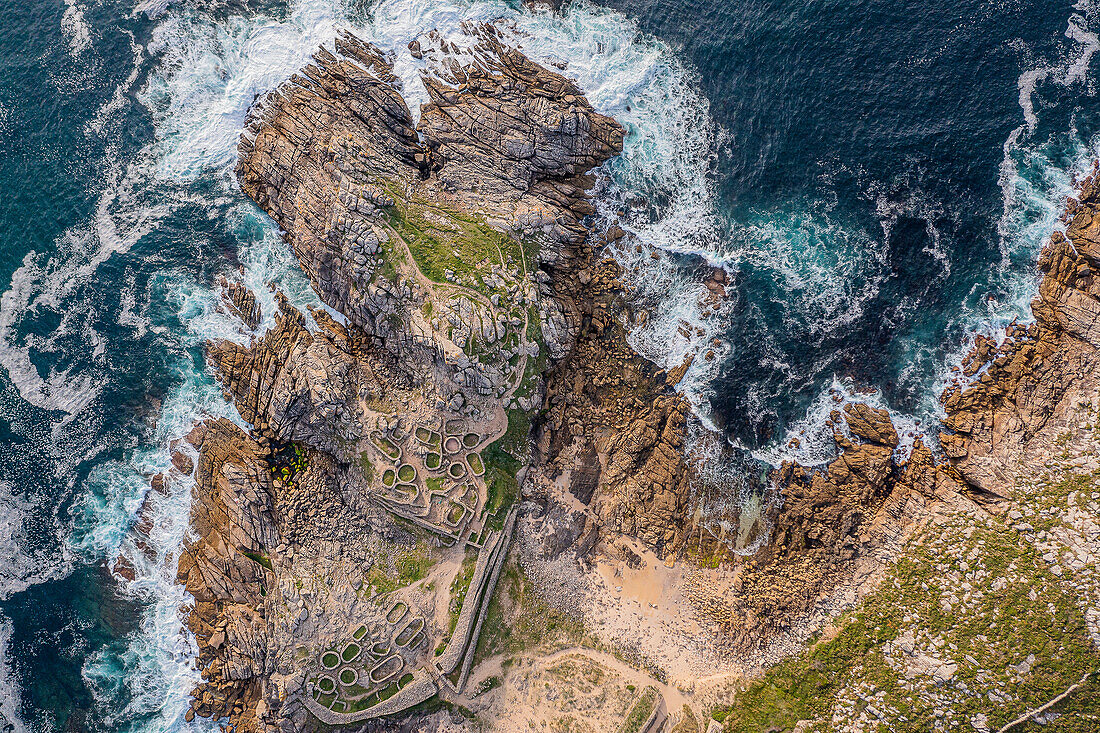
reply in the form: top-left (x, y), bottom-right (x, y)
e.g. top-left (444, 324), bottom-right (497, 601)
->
top-left (604, 0), bottom-right (1100, 446)
top-left (0, 0), bottom-right (1095, 729)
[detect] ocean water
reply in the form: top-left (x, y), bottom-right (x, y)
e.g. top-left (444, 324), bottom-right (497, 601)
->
top-left (0, 0), bottom-right (1097, 729)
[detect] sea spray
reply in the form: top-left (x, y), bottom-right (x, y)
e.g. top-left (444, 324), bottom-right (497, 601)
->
top-left (0, 616), bottom-right (29, 733)
top-left (4, 0), bottom-right (1095, 722)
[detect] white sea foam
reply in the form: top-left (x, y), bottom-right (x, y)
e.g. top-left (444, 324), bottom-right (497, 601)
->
top-left (61, 0), bottom-right (91, 57)
top-left (48, 0), bottom-right (1097, 716)
top-left (760, 6), bottom-right (1100, 471)
top-left (65, 1), bottom-right (730, 724)
top-left (0, 617), bottom-right (30, 733)
top-left (86, 29), bottom-right (144, 138)
top-left (78, 368), bottom-right (235, 731)
top-left (686, 421), bottom-right (778, 555)
top-left (0, 482), bottom-right (71, 603)
top-left (0, 150), bottom-right (170, 420)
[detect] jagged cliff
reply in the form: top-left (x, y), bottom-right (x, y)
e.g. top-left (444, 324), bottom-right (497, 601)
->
top-left (708, 173), bottom-right (1100, 729)
top-left (940, 168), bottom-right (1100, 493)
top-left (700, 170), bottom-right (1100, 655)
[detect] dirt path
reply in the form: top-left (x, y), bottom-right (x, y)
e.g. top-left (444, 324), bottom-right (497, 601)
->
top-left (459, 645), bottom-right (705, 728)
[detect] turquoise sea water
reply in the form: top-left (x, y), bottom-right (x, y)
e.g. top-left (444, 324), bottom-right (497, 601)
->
top-left (0, 0), bottom-right (1097, 729)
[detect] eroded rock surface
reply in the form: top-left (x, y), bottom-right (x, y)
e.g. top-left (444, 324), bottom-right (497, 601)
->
top-left (161, 19), bottom-right (1100, 733)
top-left (732, 167), bottom-right (1100, 649)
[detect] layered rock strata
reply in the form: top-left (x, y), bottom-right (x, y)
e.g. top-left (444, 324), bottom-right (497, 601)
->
top-left (139, 20), bottom-right (1100, 732)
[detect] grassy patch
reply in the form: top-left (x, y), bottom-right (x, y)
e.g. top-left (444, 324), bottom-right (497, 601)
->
top-left (385, 197), bottom-right (528, 291)
top-left (620, 686), bottom-right (658, 733)
top-left (669, 704), bottom-right (699, 733)
top-left (481, 410), bottom-right (530, 529)
top-left (448, 548), bottom-right (479, 636)
top-left (715, 513), bottom-right (1100, 732)
top-left (473, 561), bottom-right (586, 665)
top-left (368, 543), bottom-right (435, 594)
top-left (240, 550), bottom-right (272, 571)
top-left (340, 643), bottom-right (360, 662)
top-left (358, 452), bottom-right (374, 483)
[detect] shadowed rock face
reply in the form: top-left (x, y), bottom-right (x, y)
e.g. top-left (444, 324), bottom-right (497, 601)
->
top-left (235, 28), bottom-right (625, 340)
top-left (176, 418), bottom-right (274, 725)
top-left (157, 18), bottom-right (1100, 730)
top-left (232, 25), bottom-right (694, 559)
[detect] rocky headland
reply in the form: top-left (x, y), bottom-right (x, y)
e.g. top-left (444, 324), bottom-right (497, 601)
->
top-left (159, 25), bottom-right (706, 732)
top-left (125, 20), bottom-right (1100, 733)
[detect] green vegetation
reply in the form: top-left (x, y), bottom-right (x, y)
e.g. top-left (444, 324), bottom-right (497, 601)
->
top-left (339, 668), bottom-right (356, 685)
top-left (340, 643), bottom-right (361, 663)
top-left (240, 550), bottom-right (272, 571)
top-left (398, 463), bottom-right (416, 483)
top-left (382, 469), bottom-right (396, 488)
top-left (514, 307), bottom-right (548, 399)
top-left (318, 676), bottom-right (335, 693)
top-left (375, 232), bottom-right (402, 284)
top-left (474, 561), bottom-right (586, 666)
top-left (396, 545), bottom-right (432, 584)
top-left (345, 679), bottom-right (402, 713)
top-left (426, 452), bottom-right (442, 470)
top-left (473, 675), bottom-right (502, 697)
top-left (467, 452), bottom-right (484, 475)
top-left (669, 705), bottom-right (699, 733)
top-left (384, 196), bottom-right (530, 292)
top-left (714, 510), bottom-right (1100, 733)
top-left (448, 550), bottom-right (478, 636)
top-left (463, 433), bottom-right (479, 448)
top-left (368, 543), bottom-right (435, 594)
top-left (399, 673), bottom-right (414, 688)
top-left (446, 501), bottom-right (466, 525)
top-left (500, 408), bottom-right (531, 457)
top-left (358, 452), bottom-right (375, 483)
top-left (269, 442), bottom-right (309, 487)
top-left (372, 433), bottom-right (400, 460)
top-left (427, 476), bottom-right (445, 494)
top-left (620, 686), bottom-right (658, 733)
top-left (481, 410), bottom-right (530, 529)
top-left (395, 618), bottom-right (424, 646)
top-left (352, 626), bottom-right (367, 641)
